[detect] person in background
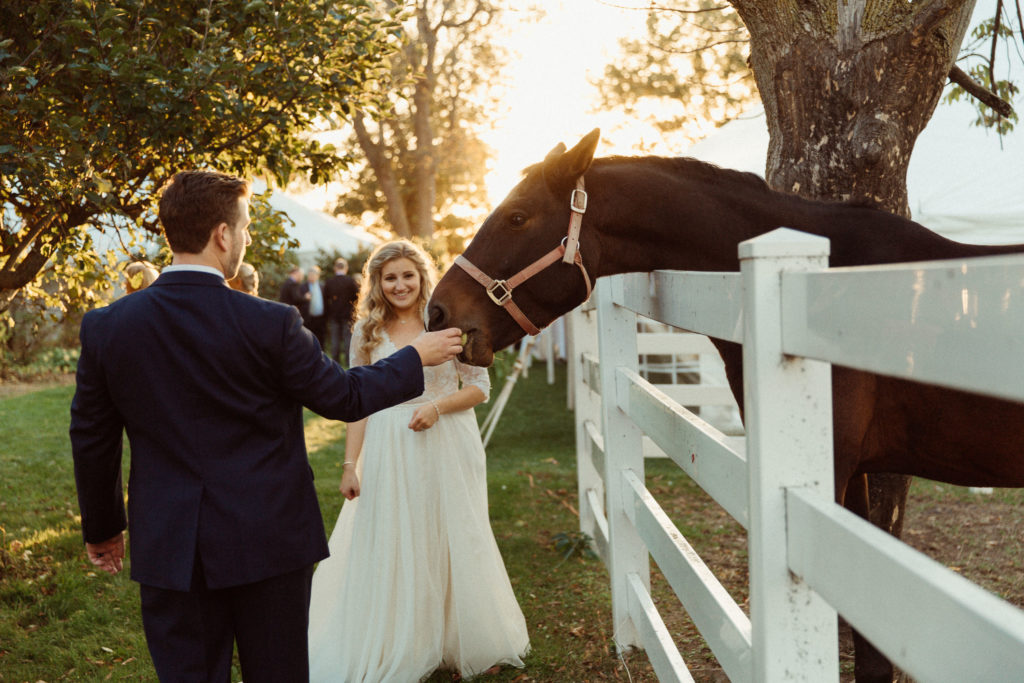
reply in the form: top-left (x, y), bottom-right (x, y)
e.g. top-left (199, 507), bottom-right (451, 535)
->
top-left (323, 257), bottom-right (359, 366)
top-left (227, 262), bottom-right (259, 296)
top-left (70, 171), bottom-right (465, 683)
top-left (279, 265), bottom-right (309, 318)
top-left (123, 260), bottom-right (160, 294)
top-left (303, 264), bottom-right (327, 347)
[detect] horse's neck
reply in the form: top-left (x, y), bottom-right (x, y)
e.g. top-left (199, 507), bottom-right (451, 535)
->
top-left (590, 164), bottom-right (788, 276)
top-left (588, 160), bottom-right (1024, 277)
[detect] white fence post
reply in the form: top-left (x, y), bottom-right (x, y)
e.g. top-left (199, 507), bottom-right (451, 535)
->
top-left (597, 278), bottom-right (649, 650)
top-left (573, 304), bottom-right (605, 558)
top-left (740, 228), bottom-right (838, 682)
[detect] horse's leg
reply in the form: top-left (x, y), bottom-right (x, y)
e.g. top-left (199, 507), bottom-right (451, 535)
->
top-left (833, 370), bottom-right (910, 683)
top-left (839, 472), bottom-right (910, 683)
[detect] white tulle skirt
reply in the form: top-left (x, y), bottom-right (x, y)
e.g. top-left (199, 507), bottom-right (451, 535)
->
top-left (308, 401), bottom-right (529, 682)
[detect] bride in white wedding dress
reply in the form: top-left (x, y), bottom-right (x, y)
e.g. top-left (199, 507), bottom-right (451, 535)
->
top-left (308, 240), bottom-right (529, 682)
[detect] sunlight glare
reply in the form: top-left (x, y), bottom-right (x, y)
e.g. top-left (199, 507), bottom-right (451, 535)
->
top-left (481, 1), bottom-right (650, 204)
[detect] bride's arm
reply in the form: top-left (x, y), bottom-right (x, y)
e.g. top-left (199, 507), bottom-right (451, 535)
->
top-left (340, 321), bottom-right (369, 500)
top-left (407, 360), bottom-right (489, 431)
top-left (407, 386), bottom-right (484, 432)
top-left (339, 418), bottom-right (366, 500)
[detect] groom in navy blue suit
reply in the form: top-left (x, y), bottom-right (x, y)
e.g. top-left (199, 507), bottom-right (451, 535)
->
top-left (70, 171), bottom-right (464, 682)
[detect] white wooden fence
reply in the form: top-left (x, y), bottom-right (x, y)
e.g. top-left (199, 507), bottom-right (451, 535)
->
top-left (570, 228), bottom-right (1024, 682)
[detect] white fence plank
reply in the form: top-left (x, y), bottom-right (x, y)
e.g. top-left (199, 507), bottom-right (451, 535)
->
top-left (597, 279), bottom-right (649, 648)
top-left (787, 487), bottom-right (1024, 682)
top-left (637, 333), bottom-right (721, 356)
top-left (618, 271), bottom-right (744, 343)
top-left (781, 253), bottom-right (1024, 403)
top-left (581, 351), bottom-right (601, 395)
top-left (586, 487), bottom-right (609, 562)
top-left (618, 368), bottom-right (749, 528)
top-left (623, 471), bottom-right (753, 682)
top-left (739, 229), bottom-right (838, 682)
top-left (625, 572), bottom-right (697, 683)
top-left (573, 228), bottom-right (1024, 683)
top-left (655, 384), bottom-right (738, 407)
top-left (584, 419), bottom-right (605, 480)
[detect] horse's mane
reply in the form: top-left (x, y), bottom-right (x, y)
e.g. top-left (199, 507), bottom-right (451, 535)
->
top-left (595, 155), bottom-right (774, 193)
top-left (596, 155), bottom-right (894, 212)
top-left (526, 153), bottom-right (884, 212)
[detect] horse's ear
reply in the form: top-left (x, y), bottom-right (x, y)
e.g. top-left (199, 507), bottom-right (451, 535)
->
top-left (545, 142), bottom-right (567, 161)
top-left (546, 128), bottom-right (600, 188)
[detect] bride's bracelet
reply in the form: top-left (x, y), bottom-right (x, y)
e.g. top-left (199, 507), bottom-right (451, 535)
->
top-left (429, 399), bottom-right (441, 420)
top-left (342, 461), bottom-right (355, 468)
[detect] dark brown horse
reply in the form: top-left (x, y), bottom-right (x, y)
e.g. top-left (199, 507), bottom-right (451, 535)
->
top-left (429, 129), bottom-right (1024, 682)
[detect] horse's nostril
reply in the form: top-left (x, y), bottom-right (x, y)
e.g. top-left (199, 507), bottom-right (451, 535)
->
top-left (427, 303), bottom-right (447, 331)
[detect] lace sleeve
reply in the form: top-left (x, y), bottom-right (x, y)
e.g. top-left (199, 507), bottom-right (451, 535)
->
top-left (349, 319), bottom-right (369, 368)
top-left (456, 359), bottom-right (491, 402)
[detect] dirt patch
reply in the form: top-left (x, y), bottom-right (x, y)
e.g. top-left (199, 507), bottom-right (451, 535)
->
top-left (0, 374), bottom-right (75, 399)
top-left (645, 477), bottom-right (1024, 681)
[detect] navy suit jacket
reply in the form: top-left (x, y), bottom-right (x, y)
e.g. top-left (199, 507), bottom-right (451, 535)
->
top-left (70, 270), bottom-right (423, 591)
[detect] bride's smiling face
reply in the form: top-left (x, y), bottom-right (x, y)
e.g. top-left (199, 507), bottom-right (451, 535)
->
top-left (381, 257), bottom-right (422, 314)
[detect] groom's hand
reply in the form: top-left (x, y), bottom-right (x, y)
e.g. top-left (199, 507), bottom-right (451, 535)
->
top-left (410, 328), bottom-right (463, 366)
top-left (86, 532), bottom-right (125, 575)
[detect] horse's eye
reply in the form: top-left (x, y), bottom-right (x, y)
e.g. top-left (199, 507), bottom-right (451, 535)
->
top-left (509, 212), bottom-right (527, 228)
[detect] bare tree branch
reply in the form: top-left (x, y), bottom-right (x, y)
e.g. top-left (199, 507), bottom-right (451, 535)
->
top-left (949, 65), bottom-right (1015, 116)
top-left (989, 0), bottom-right (1003, 88)
top-left (648, 37), bottom-right (749, 56)
top-left (594, 0), bottom-right (729, 15)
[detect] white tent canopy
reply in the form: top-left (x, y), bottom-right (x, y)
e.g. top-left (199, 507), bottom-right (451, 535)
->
top-left (684, 95), bottom-right (1024, 246)
top-left (256, 183), bottom-right (380, 265)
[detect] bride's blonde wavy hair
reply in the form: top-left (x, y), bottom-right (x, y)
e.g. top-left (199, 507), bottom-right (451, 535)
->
top-left (354, 240), bottom-right (438, 361)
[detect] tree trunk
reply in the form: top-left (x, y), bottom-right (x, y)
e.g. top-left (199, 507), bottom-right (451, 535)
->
top-left (353, 116), bottom-right (413, 238)
top-left (410, 5), bottom-right (438, 241)
top-left (729, 1), bottom-right (976, 678)
top-left (0, 216), bottom-right (58, 314)
top-left (734, 0), bottom-right (975, 216)
top-left (730, 0), bottom-right (975, 524)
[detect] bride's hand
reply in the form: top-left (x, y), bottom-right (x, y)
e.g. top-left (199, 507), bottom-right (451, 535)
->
top-left (408, 404), bottom-right (439, 432)
top-left (340, 468), bottom-right (360, 500)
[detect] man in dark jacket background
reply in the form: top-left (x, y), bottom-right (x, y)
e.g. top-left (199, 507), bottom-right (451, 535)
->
top-left (323, 256), bottom-right (359, 366)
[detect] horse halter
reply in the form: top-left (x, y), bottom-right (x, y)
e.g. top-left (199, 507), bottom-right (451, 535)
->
top-left (454, 177), bottom-right (593, 336)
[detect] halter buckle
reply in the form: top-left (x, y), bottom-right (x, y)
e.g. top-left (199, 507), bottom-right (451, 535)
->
top-left (486, 279), bottom-right (513, 306)
top-left (570, 188), bottom-right (588, 214)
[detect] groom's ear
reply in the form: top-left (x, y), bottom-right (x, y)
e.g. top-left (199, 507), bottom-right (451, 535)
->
top-left (210, 222), bottom-right (230, 252)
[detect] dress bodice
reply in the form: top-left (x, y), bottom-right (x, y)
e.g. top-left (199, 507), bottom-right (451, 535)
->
top-left (351, 320), bottom-right (490, 404)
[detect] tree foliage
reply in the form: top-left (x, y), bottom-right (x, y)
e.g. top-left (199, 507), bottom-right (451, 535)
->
top-left (595, 0), bottom-right (758, 150)
top-left (945, 8), bottom-right (1022, 132)
top-left (330, 0), bottom-right (523, 253)
top-left (0, 0), bottom-right (403, 314)
top-left (597, 1), bottom-right (1020, 150)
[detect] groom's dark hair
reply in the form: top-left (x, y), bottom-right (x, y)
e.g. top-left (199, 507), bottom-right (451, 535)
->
top-left (158, 171), bottom-right (251, 254)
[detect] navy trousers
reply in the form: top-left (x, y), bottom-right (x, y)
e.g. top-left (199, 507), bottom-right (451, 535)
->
top-left (140, 560), bottom-right (315, 682)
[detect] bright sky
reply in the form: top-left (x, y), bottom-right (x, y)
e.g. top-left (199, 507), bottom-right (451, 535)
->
top-left (479, 0), bottom-right (650, 202)
top-left (292, 1), bottom-right (654, 216)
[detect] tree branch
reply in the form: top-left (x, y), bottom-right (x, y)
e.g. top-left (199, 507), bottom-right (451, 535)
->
top-left (989, 0), bottom-right (1003, 88)
top-left (1, 214), bottom-right (55, 275)
top-left (0, 243), bottom-right (51, 290)
top-left (595, 0), bottom-right (730, 15)
top-left (949, 65), bottom-right (1015, 117)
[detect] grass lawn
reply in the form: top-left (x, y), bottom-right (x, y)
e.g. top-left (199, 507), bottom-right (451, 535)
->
top-left (4, 366), bottom-right (1022, 682)
top-left (0, 365), bottom-right (657, 682)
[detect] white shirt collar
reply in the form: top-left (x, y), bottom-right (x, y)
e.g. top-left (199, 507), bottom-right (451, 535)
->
top-left (162, 264), bottom-right (226, 280)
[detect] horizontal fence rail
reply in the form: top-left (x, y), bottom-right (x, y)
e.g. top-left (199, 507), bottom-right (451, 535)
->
top-left (787, 487), bottom-right (1024, 681)
top-left (570, 227), bottom-right (1024, 682)
top-left (781, 253), bottom-right (1024, 402)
